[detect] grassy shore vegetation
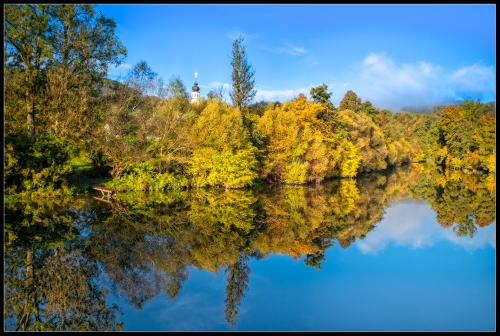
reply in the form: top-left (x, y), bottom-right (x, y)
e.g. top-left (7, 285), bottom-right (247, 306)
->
top-left (5, 5), bottom-right (496, 198)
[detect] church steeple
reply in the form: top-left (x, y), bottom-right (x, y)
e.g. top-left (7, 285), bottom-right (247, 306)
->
top-left (191, 72), bottom-right (200, 104)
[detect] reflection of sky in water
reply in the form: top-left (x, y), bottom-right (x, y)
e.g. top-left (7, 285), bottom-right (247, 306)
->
top-left (114, 199), bottom-right (496, 331)
top-left (356, 199), bottom-right (496, 254)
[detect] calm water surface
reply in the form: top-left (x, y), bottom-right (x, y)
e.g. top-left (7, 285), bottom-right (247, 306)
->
top-left (4, 165), bottom-right (496, 331)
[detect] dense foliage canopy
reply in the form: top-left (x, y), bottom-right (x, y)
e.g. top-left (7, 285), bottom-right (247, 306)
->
top-left (4, 4), bottom-right (496, 197)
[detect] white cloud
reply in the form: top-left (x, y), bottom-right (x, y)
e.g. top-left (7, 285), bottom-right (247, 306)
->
top-left (204, 82), bottom-right (232, 102)
top-left (277, 41), bottom-right (308, 56)
top-left (255, 87), bottom-right (310, 102)
top-left (448, 62), bottom-right (496, 100)
top-left (205, 82), bottom-right (309, 103)
top-left (209, 81), bottom-right (232, 89)
top-left (260, 41), bottom-right (317, 66)
top-left (111, 62), bottom-right (133, 71)
top-left (107, 62), bottom-right (133, 78)
top-left (201, 54), bottom-right (494, 108)
top-left (355, 200), bottom-right (496, 255)
top-left (329, 53), bottom-right (495, 111)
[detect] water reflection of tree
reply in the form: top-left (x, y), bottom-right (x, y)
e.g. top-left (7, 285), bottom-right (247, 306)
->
top-left (82, 192), bottom-right (191, 309)
top-left (255, 186), bottom-right (334, 265)
top-left (328, 177), bottom-right (386, 249)
top-left (5, 165), bottom-right (495, 330)
top-left (4, 198), bottom-right (123, 331)
top-left (224, 254), bottom-right (251, 327)
top-left (409, 165), bottom-right (496, 237)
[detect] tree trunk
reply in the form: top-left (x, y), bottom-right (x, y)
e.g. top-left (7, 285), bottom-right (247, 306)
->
top-left (26, 89), bottom-right (35, 143)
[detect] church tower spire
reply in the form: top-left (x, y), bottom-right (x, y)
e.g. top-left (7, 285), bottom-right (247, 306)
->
top-left (191, 72), bottom-right (200, 104)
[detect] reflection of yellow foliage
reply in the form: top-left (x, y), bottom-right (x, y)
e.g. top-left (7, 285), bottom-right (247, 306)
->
top-left (289, 240), bottom-right (314, 259)
top-left (254, 186), bottom-right (330, 258)
top-left (339, 180), bottom-right (360, 216)
top-left (437, 214), bottom-right (454, 228)
top-left (414, 150), bottom-right (426, 162)
top-left (189, 190), bottom-right (256, 233)
top-left (186, 189), bottom-right (258, 272)
top-left (436, 175), bottom-right (447, 188)
top-left (413, 163), bottom-right (425, 173)
top-left (449, 169), bottom-right (463, 182)
top-left (409, 165), bottom-right (496, 232)
top-left (385, 170), bottom-right (411, 200)
top-left (78, 165), bottom-right (497, 289)
top-left (450, 157), bottom-right (463, 169)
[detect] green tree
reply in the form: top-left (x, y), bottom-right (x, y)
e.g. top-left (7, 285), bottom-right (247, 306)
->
top-left (339, 90), bottom-right (361, 112)
top-left (310, 83), bottom-right (335, 110)
top-left (359, 101), bottom-right (378, 125)
top-left (229, 37), bottom-right (257, 111)
top-left (167, 75), bottom-right (189, 100)
top-left (5, 5), bottom-right (51, 142)
top-left (94, 61), bottom-right (159, 178)
top-left (5, 4), bottom-right (126, 143)
top-left (310, 83), bottom-right (337, 122)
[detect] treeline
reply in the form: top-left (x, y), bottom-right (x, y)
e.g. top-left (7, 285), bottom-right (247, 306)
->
top-left (4, 5), bottom-right (496, 196)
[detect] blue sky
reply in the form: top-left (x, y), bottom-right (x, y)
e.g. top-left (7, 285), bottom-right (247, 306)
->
top-left (97, 4), bottom-right (496, 112)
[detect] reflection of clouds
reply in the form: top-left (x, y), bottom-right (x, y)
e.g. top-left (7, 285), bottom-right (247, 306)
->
top-left (441, 224), bottom-right (496, 252)
top-left (155, 293), bottom-right (226, 330)
top-left (355, 199), bottom-right (496, 255)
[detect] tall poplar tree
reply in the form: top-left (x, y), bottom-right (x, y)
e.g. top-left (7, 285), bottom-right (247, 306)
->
top-left (229, 37), bottom-right (256, 111)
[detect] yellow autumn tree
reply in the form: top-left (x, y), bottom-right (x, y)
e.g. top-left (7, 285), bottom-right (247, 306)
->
top-left (337, 109), bottom-right (388, 173)
top-left (387, 137), bottom-right (412, 166)
top-left (258, 103), bottom-right (301, 182)
top-left (258, 95), bottom-right (361, 182)
top-left (188, 100), bottom-right (259, 188)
